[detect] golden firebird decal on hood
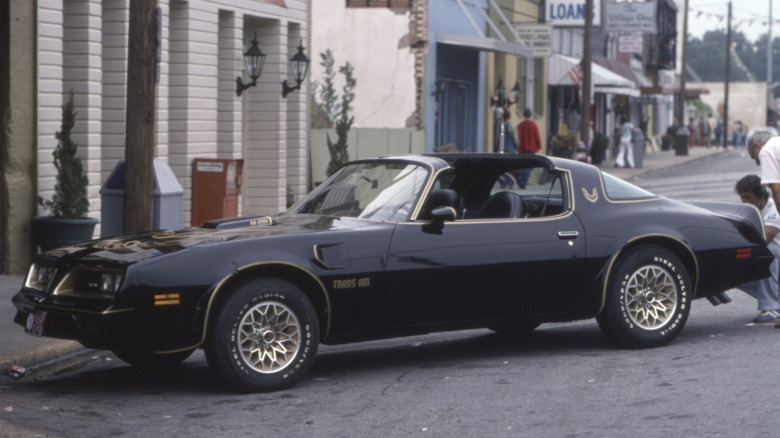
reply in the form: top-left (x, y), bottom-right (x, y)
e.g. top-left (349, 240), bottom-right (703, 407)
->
top-left (582, 187), bottom-right (599, 203)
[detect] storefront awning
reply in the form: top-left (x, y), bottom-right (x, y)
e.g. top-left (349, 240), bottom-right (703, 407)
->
top-left (548, 54), bottom-right (639, 97)
top-left (640, 86), bottom-right (710, 97)
top-left (437, 33), bottom-right (532, 57)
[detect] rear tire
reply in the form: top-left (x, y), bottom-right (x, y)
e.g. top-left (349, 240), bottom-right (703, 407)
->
top-left (205, 278), bottom-right (319, 393)
top-left (597, 245), bottom-right (691, 349)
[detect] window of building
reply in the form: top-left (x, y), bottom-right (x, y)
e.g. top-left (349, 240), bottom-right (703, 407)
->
top-left (346, 0), bottom-right (411, 7)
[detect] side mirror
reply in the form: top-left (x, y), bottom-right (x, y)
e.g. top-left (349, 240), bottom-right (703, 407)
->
top-left (430, 206), bottom-right (456, 222)
top-left (422, 206), bottom-right (456, 234)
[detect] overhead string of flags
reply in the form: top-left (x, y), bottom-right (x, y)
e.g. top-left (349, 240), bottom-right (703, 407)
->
top-left (690, 7), bottom-right (778, 32)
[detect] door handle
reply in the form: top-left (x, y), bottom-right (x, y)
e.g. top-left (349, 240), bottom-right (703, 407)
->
top-left (558, 231), bottom-right (579, 240)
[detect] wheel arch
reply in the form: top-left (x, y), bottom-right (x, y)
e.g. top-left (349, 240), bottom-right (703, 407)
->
top-left (200, 262), bottom-right (331, 346)
top-left (599, 234), bottom-right (699, 314)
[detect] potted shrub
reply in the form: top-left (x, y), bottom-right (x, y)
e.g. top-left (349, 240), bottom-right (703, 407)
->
top-left (550, 134), bottom-right (577, 158)
top-left (32, 90), bottom-right (98, 252)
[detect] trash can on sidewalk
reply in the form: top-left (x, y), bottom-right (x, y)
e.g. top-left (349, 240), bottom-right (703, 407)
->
top-left (674, 127), bottom-right (689, 156)
top-left (632, 129), bottom-right (645, 168)
top-left (100, 159), bottom-right (184, 237)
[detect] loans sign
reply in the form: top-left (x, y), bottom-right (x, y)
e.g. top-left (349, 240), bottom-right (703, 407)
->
top-left (546, 0), bottom-right (602, 26)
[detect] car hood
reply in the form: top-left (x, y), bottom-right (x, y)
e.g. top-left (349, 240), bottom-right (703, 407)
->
top-left (38, 214), bottom-right (385, 265)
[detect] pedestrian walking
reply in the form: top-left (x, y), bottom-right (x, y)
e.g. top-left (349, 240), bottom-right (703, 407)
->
top-left (515, 107), bottom-right (541, 188)
top-left (615, 115), bottom-right (635, 168)
top-left (698, 117), bottom-right (708, 147)
top-left (714, 119), bottom-right (723, 147)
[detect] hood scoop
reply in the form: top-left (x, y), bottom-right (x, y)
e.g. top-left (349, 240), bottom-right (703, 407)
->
top-left (202, 216), bottom-right (277, 230)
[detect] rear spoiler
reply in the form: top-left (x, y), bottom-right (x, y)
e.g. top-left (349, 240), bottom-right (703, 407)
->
top-left (688, 201), bottom-right (766, 241)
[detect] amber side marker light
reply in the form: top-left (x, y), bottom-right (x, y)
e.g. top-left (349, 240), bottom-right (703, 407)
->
top-left (154, 293), bottom-right (181, 306)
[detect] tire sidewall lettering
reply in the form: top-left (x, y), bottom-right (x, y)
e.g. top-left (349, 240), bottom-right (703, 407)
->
top-left (226, 291), bottom-right (312, 381)
top-left (601, 246), bottom-right (692, 348)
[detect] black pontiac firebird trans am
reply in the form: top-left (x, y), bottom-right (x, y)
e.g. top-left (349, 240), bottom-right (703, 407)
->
top-left (14, 154), bottom-right (773, 392)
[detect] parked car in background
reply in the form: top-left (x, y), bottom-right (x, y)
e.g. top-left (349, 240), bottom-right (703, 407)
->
top-left (13, 154), bottom-right (773, 392)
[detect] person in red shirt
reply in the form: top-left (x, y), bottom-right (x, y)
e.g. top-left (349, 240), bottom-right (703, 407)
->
top-left (517, 107), bottom-right (542, 154)
top-left (515, 108), bottom-right (541, 188)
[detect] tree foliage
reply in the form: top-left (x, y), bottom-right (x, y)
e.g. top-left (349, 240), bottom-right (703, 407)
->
top-left (39, 89), bottom-right (90, 219)
top-left (311, 49), bottom-right (357, 177)
top-left (687, 29), bottom-right (780, 91)
top-left (687, 30), bottom-right (750, 82)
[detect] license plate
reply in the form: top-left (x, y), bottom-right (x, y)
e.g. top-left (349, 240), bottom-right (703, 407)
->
top-left (25, 311), bottom-right (47, 337)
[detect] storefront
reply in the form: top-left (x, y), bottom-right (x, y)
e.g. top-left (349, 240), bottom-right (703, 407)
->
top-left (546, 54), bottom-right (638, 149)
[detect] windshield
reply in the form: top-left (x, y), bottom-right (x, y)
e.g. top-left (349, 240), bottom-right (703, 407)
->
top-left (602, 172), bottom-right (658, 200)
top-left (291, 162), bottom-right (429, 221)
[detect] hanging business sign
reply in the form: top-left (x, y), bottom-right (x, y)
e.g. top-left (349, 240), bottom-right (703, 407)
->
top-left (515, 24), bottom-right (553, 57)
top-left (604, 1), bottom-right (656, 33)
top-left (546, 0), bottom-right (602, 27)
top-left (618, 34), bottom-right (643, 53)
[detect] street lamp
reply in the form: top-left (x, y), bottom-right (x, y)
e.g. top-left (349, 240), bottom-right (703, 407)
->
top-left (282, 40), bottom-right (311, 98)
top-left (236, 32), bottom-right (266, 97)
top-left (494, 77), bottom-right (507, 107)
top-left (511, 81), bottom-right (521, 107)
top-left (494, 77), bottom-right (521, 108)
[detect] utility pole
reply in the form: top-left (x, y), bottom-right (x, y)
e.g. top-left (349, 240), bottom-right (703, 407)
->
top-left (770, 0), bottom-right (774, 85)
top-left (677, 0), bottom-right (689, 128)
top-left (769, 0), bottom-right (774, 104)
top-left (580, 0), bottom-right (593, 146)
top-left (123, 0), bottom-right (157, 233)
top-left (724, 2), bottom-right (731, 148)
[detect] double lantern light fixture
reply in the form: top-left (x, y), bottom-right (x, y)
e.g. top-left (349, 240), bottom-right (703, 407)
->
top-left (236, 32), bottom-right (310, 98)
top-left (494, 76), bottom-right (522, 108)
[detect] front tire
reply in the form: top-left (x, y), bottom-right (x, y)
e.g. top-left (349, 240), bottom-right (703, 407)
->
top-left (597, 245), bottom-right (691, 349)
top-left (205, 278), bottom-right (319, 393)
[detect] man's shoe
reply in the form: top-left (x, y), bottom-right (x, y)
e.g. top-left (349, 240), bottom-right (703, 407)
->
top-left (754, 309), bottom-right (780, 323)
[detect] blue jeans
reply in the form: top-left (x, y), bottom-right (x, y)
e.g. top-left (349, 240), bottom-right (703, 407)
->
top-left (515, 151), bottom-right (535, 187)
top-left (739, 259), bottom-right (780, 311)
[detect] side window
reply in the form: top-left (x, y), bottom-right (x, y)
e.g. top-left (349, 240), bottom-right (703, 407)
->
top-left (489, 167), bottom-right (567, 218)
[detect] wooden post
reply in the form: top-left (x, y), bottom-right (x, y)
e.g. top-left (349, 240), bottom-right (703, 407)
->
top-left (724, 2), bottom-right (731, 148)
top-left (123, 0), bottom-right (157, 233)
top-left (580, 0), bottom-right (593, 147)
top-left (677, 0), bottom-right (689, 128)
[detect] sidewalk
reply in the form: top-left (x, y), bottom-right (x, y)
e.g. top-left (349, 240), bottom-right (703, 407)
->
top-left (0, 275), bottom-right (84, 376)
top-left (0, 145), bottom-right (723, 376)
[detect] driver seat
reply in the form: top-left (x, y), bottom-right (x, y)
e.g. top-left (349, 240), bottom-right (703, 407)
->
top-left (477, 191), bottom-right (525, 219)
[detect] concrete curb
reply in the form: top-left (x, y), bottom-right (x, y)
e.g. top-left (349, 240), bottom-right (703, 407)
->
top-left (0, 340), bottom-right (84, 376)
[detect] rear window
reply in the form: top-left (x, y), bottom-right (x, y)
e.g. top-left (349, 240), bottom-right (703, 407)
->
top-left (602, 172), bottom-right (658, 200)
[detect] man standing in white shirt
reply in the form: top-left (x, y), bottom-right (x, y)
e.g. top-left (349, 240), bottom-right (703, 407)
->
top-left (748, 130), bottom-right (780, 215)
top-left (735, 174), bottom-right (780, 323)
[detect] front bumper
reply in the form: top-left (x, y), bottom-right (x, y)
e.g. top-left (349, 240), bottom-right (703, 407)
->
top-left (12, 288), bottom-right (203, 352)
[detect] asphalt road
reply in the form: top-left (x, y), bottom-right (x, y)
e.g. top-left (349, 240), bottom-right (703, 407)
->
top-left (628, 147), bottom-right (758, 202)
top-left (2, 149), bottom-right (779, 438)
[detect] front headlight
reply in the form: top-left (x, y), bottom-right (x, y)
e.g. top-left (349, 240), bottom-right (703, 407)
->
top-left (25, 263), bottom-right (56, 291)
top-left (53, 268), bottom-right (124, 299)
top-left (100, 272), bottom-right (123, 294)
